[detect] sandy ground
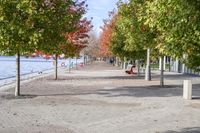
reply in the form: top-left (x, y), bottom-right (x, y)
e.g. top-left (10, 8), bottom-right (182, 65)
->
top-left (0, 61), bottom-right (200, 133)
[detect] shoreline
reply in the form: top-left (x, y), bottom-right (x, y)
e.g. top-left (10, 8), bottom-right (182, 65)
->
top-left (0, 68), bottom-right (56, 92)
top-left (0, 56), bottom-right (84, 80)
top-left (0, 63), bottom-right (83, 92)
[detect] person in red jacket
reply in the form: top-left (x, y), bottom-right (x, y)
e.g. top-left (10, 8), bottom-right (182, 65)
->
top-left (125, 65), bottom-right (136, 74)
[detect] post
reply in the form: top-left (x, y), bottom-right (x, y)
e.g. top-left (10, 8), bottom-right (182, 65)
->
top-left (183, 80), bottom-right (192, 100)
top-left (145, 48), bottom-right (151, 81)
top-left (15, 52), bottom-right (20, 96)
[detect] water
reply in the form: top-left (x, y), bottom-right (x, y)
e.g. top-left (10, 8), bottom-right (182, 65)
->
top-left (0, 56), bottom-right (84, 87)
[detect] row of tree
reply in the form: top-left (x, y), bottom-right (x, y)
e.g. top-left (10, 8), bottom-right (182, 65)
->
top-left (0, 0), bottom-right (92, 96)
top-left (100, 0), bottom-right (200, 86)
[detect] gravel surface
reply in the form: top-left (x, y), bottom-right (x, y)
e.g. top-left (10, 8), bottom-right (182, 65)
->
top-left (0, 61), bottom-right (200, 133)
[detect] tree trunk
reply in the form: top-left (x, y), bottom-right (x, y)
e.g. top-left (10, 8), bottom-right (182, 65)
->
top-left (116, 57), bottom-right (119, 67)
top-left (124, 62), bottom-right (126, 70)
top-left (55, 54), bottom-right (58, 80)
top-left (84, 55), bottom-right (86, 65)
top-left (69, 58), bottom-right (71, 73)
top-left (15, 52), bottom-right (20, 97)
top-left (121, 60), bottom-right (124, 69)
top-left (137, 60), bottom-right (140, 76)
top-left (76, 57), bottom-right (78, 70)
top-left (160, 56), bottom-right (164, 87)
top-left (169, 57), bottom-right (171, 72)
top-left (86, 56), bottom-right (87, 65)
top-left (145, 48), bottom-right (151, 81)
top-left (118, 58), bottom-right (120, 67)
top-left (123, 57), bottom-right (126, 70)
top-left (164, 56), bottom-right (166, 71)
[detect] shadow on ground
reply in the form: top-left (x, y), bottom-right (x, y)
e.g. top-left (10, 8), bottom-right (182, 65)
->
top-left (97, 85), bottom-right (183, 98)
top-left (152, 73), bottom-right (200, 81)
top-left (2, 84), bottom-right (200, 100)
top-left (46, 75), bottom-right (145, 81)
top-left (1, 71), bottom-right (200, 100)
top-left (0, 94), bottom-right (37, 100)
top-left (15, 85), bottom-right (184, 98)
top-left (163, 127), bottom-right (200, 133)
top-left (46, 72), bottom-right (200, 81)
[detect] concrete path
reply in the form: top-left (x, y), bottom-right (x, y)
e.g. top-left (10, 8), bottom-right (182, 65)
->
top-left (0, 61), bottom-right (200, 133)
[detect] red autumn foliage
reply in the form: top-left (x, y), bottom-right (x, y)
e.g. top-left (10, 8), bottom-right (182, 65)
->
top-left (31, 0), bottom-right (91, 58)
top-left (32, 18), bottom-right (92, 58)
top-left (65, 18), bottom-right (93, 55)
top-left (99, 11), bottom-right (117, 57)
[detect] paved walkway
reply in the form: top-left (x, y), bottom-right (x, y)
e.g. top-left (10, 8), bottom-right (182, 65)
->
top-left (0, 61), bottom-right (200, 133)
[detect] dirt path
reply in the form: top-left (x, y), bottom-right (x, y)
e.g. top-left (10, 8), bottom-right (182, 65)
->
top-left (0, 61), bottom-right (200, 133)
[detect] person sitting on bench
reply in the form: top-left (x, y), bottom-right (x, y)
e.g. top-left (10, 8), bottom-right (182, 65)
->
top-left (125, 65), bottom-right (136, 74)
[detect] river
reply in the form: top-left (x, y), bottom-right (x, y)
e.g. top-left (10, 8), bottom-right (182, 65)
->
top-left (0, 56), bottom-right (84, 87)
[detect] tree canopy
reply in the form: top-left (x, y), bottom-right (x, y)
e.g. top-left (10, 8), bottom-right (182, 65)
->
top-left (145, 0), bottom-right (200, 70)
top-left (0, 0), bottom-right (41, 55)
top-left (100, 0), bottom-right (200, 71)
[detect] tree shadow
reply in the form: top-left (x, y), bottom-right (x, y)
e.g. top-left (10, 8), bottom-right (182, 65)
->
top-left (154, 73), bottom-right (199, 80)
top-left (49, 75), bottom-right (145, 81)
top-left (192, 84), bottom-right (200, 99)
top-left (0, 94), bottom-right (37, 100)
top-left (46, 72), bottom-right (199, 81)
top-left (1, 83), bottom-right (200, 100)
top-left (97, 83), bottom-right (200, 98)
top-left (21, 92), bottom-right (95, 97)
top-left (163, 127), bottom-right (200, 133)
top-left (2, 74), bottom-right (200, 99)
top-left (1, 85), bottom-right (182, 99)
top-left (96, 85), bottom-right (184, 98)
top-left (19, 83), bottom-right (200, 99)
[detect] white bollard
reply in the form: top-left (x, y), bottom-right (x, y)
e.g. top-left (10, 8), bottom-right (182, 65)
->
top-left (183, 80), bottom-right (192, 100)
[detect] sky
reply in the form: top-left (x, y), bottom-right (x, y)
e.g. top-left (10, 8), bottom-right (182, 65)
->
top-left (84, 0), bottom-right (119, 36)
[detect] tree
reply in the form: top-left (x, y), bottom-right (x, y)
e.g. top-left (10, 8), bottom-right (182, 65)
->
top-left (118, 1), bottom-right (154, 79)
top-left (84, 31), bottom-right (100, 59)
top-left (145, 0), bottom-right (200, 71)
top-left (0, 0), bottom-right (89, 96)
top-left (65, 18), bottom-right (93, 57)
top-left (36, 0), bottom-right (88, 80)
top-left (99, 12), bottom-right (116, 58)
top-left (143, 0), bottom-right (200, 86)
top-left (110, 0), bottom-right (169, 84)
top-left (111, 1), bottom-right (154, 76)
top-left (99, 4), bottom-right (148, 71)
top-left (0, 0), bottom-right (43, 96)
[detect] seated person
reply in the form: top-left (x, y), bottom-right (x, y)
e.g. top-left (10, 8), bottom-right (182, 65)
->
top-left (125, 64), bottom-right (136, 74)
